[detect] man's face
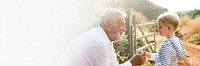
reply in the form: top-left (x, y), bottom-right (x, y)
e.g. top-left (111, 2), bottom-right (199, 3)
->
top-left (109, 16), bottom-right (126, 42)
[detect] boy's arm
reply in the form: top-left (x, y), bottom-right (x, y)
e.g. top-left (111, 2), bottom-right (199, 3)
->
top-left (145, 52), bottom-right (157, 60)
top-left (150, 53), bottom-right (157, 60)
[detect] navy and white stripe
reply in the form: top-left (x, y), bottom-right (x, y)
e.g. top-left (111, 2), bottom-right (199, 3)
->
top-left (155, 37), bottom-right (186, 66)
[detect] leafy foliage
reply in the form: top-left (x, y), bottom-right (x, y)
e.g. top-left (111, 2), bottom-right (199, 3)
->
top-left (177, 14), bottom-right (200, 44)
top-left (191, 9), bottom-right (200, 18)
top-left (177, 9), bottom-right (200, 19)
top-left (113, 35), bottom-right (129, 64)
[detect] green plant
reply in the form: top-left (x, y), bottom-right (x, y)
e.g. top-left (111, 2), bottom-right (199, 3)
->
top-left (191, 9), bottom-right (200, 18)
top-left (114, 35), bottom-right (129, 64)
top-left (187, 34), bottom-right (200, 44)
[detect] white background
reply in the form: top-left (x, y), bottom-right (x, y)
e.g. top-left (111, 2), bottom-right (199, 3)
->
top-left (0, 0), bottom-right (94, 66)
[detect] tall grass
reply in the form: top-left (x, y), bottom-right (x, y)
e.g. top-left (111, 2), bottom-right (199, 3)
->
top-left (188, 16), bottom-right (200, 36)
top-left (131, 10), bottom-right (147, 24)
top-left (178, 16), bottom-right (200, 43)
top-left (177, 16), bottom-right (191, 38)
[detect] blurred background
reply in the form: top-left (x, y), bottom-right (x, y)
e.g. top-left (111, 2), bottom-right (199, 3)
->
top-left (0, 0), bottom-right (200, 66)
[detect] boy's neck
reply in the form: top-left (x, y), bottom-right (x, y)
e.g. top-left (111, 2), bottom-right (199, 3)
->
top-left (167, 32), bottom-right (176, 39)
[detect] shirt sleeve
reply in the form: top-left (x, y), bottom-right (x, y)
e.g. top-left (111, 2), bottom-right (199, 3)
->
top-left (150, 53), bottom-right (157, 60)
top-left (84, 41), bottom-right (109, 66)
top-left (120, 60), bottom-right (132, 66)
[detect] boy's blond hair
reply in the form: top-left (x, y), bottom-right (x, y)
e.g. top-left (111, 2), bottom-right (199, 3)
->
top-left (157, 12), bottom-right (179, 31)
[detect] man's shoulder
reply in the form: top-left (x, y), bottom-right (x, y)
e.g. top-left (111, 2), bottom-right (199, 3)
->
top-left (72, 27), bottom-right (109, 45)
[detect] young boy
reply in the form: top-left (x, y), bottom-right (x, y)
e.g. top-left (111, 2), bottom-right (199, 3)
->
top-left (145, 12), bottom-right (186, 66)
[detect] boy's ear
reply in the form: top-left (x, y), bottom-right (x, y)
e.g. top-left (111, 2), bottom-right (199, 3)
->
top-left (167, 25), bottom-right (173, 30)
top-left (167, 25), bottom-right (170, 30)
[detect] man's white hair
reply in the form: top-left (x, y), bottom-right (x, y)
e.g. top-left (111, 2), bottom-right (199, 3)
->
top-left (99, 9), bottom-right (126, 28)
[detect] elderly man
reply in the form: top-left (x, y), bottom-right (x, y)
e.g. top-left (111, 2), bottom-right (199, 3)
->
top-left (57, 9), bottom-right (146, 66)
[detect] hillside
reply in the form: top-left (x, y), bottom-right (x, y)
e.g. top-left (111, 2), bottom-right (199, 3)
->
top-left (94, 0), bottom-right (168, 20)
top-left (120, 0), bottom-right (168, 20)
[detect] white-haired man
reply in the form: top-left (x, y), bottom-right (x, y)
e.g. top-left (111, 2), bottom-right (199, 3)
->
top-left (57, 9), bottom-right (146, 66)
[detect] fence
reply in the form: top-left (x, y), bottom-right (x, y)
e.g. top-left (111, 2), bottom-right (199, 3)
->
top-left (125, 9), bottom-right (157, 58)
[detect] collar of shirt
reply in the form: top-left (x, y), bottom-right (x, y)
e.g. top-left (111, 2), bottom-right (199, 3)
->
top-left (97, 26), bottom-right (113, 45)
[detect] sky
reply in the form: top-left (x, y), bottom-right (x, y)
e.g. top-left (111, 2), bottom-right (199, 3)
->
top-left (149, 0), bottom-right (200, 12)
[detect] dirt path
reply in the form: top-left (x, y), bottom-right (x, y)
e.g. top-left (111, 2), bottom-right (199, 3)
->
top-left (178, 42), bottom-right (200, 66)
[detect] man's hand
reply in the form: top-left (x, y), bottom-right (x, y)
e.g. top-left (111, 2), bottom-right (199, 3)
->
top-left (144, 51), bottom-right (151, 58)
top-left (130, 51), bottom-right (146, 66)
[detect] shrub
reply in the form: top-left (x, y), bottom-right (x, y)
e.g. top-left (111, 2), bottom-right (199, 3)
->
top-left (114, 35), bottom-right (129, 64)
top-left (176, 16), bottom-right (191, 38)
top-left (188, 16), bottom-right (200, 36)
top-left (177, 15), bottom-right (200, 43)
top-left (131, 10), bottom-right (148, 24)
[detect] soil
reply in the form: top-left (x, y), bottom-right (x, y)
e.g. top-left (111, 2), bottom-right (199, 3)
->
top-left (177, 42), bottom-right (200, 66)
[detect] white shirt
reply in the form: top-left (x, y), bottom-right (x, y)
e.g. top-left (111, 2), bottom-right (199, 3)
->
top-left (57, 27), bottom-right (132, 66)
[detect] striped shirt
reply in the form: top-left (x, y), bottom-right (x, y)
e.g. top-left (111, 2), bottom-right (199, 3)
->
top-left (155, 37), bottom-right (186, 66)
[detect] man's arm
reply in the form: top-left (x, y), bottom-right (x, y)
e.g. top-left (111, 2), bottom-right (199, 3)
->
top-left (120, 51), bottom-right (146, 66)
top-left (119, 60), bottom-right (132, 66)
top-left (84, 42), bottom-right (109, 66)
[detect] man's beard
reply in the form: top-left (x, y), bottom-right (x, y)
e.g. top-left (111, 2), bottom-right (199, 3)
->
top-left (112, 32), bottom-right (123, 42)
top-left (110, 26), bottom-right (124, 42)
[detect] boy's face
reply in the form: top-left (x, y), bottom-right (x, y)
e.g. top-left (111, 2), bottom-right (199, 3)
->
top-left (158, 21), bottom-right (169, 37)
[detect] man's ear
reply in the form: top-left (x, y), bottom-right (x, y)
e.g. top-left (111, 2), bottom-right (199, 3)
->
top-left (105, 22), bottom-right (112, 32)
